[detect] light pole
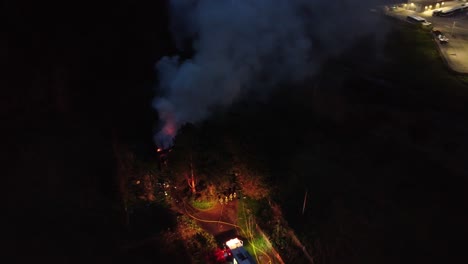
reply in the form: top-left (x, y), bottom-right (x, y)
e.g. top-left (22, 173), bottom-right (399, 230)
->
top-left (451, 21), bottom-right (457, 37)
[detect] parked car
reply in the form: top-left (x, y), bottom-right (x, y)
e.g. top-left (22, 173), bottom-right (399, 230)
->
top-left (433, 10), bottom-right (442, 16)
top-left (438, 34), bottom-right (449, 44)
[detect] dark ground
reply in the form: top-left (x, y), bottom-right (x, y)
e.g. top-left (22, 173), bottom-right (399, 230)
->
top-left (197, 21), bottom-right (468, 263)
top-left (4, 1), bottom-right (468, 264)
top-left (4, 1), bottom-right (176, 263)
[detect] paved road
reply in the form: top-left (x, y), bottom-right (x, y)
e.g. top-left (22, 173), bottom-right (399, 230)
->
top-left (417, 3), bottom-right (468, 38)
top-left (434, 29), bottom-right (468, 73)
top-left (385, 2), bottom-right (468, 73)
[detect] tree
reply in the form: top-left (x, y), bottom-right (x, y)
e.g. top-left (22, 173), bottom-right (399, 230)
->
top-left (168, 123), bottom-right (237, 198)
top-left (233, 164), bottom-right (270, 200)
top-left (167, 123), bottom-right (200, 195)
top-left (186, 154), bottom-right (197, 194)
top-left (224, 136), bottom-right (271, 200)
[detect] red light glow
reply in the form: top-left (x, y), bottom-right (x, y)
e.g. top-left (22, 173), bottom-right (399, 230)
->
top-left (214, 248), bottom-right (227, 262)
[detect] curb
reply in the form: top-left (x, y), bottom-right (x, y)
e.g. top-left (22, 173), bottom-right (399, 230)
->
top-left (432, 34), bottom-right (468, 75)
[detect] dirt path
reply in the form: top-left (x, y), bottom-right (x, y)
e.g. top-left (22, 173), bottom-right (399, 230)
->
top-left (185, 200), bottom-right (240, 238)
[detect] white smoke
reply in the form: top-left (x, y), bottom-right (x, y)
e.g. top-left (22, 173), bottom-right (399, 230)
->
top-left (154, 0), bottom-right (385, 146)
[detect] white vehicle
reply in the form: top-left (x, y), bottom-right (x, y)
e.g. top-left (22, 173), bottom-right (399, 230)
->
top-left (438, 34), bottom-right (449, 44)
top-left (436, 5), bottom-right (468, 17)
top-left (406, 15), bottom-right (432, 26)
top-left (225, 238), bottom-right (256, 264)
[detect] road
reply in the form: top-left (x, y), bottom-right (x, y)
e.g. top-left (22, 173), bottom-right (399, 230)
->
top-left (384, 2), bottom-right (468, 73)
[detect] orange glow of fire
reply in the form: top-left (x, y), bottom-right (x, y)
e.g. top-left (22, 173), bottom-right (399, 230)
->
top-left (156, 148), bottom-right (162, 152)
top-left (156, 113), bottom-right (177, 148)
top-left (162, 120), bottom-right (176, 137)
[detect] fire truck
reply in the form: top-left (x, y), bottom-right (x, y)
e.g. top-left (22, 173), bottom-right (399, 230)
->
top-left (224, 238), bottom-right (256, 264)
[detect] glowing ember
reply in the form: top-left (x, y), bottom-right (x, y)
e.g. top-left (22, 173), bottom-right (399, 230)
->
top-left (157, 148), bottom-right (162, 152)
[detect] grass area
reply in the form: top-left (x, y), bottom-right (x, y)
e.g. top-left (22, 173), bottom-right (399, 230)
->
top-left (237, 198), bottom-right (276, 263)
top-left (247, 235), bottom-right (271, 252)
top-left (237, 199), bottom-right (251, 236)
top-left (459, 75), bottom-right (468, 86)
top-left (237, 199), bottom-right (258, 258)
top-left (190, 199), bottom-right (216, 210)
top-left (237, 198), bottom-right (265, 234)
top-left (243, 235), bottom-right (272, 264)
top-left (275, 22), bottom-right (468, 264)
top-left (383, 24), bottom-right (468, 94)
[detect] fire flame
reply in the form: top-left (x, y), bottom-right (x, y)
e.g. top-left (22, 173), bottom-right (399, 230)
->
top-left (162, 119), bottom-right (176, 138)
top-left (154, 99), bottom-right (178, 148)
top-left (155, 114), bottom-right (177, 148)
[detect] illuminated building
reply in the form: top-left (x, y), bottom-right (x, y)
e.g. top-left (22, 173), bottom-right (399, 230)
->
top-left (406, 0), bottom-right (452, 12)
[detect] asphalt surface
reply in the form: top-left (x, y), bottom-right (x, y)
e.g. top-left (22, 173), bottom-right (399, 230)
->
top-left (385, 2), bottom-right (468, 73)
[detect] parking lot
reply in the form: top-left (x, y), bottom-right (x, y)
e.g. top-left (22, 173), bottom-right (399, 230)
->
top-left (385, 2), bottom-right (468, 73)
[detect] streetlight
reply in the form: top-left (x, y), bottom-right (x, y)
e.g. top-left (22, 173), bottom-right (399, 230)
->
top-left (451, 21), bottom-right (457, 36)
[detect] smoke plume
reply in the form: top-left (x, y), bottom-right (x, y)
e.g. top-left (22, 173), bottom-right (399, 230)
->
top-left (154, 0), bottom-right (384, 147)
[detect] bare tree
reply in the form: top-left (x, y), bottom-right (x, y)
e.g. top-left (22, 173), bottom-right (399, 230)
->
top-left (185, 153), bottom-right (197, 194)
